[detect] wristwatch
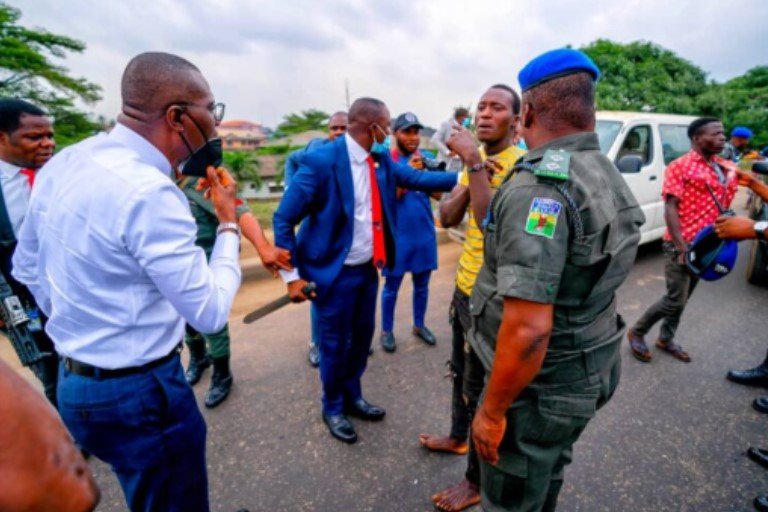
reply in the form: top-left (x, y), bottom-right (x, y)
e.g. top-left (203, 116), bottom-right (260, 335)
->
top-left (754, 221), bottom-right (768, 241)
top-left (217, 222), bottom-right (241, 237)
top-left (467, 162), bottom-right (485, 174)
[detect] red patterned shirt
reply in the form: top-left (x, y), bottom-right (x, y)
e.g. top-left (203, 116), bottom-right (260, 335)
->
top-left (662, 150), bottom-right (738, 244)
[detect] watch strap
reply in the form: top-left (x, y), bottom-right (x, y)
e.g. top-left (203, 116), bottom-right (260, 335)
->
top-left (217, 222), bottom-right (240, 236)
top-left (755, 222), bottom-right (767, 241)
top-left (468, 162), bottom-right (485, 174)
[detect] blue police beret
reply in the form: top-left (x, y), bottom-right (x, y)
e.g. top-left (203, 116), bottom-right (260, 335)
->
top-left (518, 48), bottom-right (601, 92)
top-left (731, 126), bottom-right (753, 139)
top-left (685, 225), bottom-right (738, 281)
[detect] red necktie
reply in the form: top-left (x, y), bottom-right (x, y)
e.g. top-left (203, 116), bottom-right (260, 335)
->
top-left (20, 168), bottom-right (35, 189)
top-left (366, 156), bottom-right (387, 269)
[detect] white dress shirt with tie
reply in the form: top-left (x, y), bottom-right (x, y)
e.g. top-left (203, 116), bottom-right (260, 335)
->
top-left (0, 159), bottom-right (33, 237)
top-left (12, 123), bottom-right (242, 369)
top-left (278, 133), bottom-right (458, 283)
top-left (279, 132), bottom-right (374, 283)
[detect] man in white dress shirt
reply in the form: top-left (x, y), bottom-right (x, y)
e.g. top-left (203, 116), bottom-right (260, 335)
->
top-left (0, 98), bottom-right (59, 406)
top-left (13, 52), bottom-right (241, 512)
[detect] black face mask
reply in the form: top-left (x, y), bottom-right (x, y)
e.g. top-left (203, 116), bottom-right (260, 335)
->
top-left (179, 110), bottom-right (223, 177)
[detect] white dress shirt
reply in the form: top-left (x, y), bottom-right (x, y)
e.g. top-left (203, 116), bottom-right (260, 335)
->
top-left (280, 133), bottom-right (373, 283)
top-left (0, 159), bottom-right (33, 237)
top-left (343, 133), bottom-right (374, 266)
top-left (12, 123), bottom-right (241, 369)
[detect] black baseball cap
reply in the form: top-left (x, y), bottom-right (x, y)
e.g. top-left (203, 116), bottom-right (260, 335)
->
top-left (393, 112), bottom-right (423, 132)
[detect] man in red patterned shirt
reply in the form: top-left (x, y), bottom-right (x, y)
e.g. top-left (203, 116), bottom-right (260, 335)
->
top-left (628, 117), bottom-right (737, 363)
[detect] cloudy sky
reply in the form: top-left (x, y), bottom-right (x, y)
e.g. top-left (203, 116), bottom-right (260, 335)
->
top-left (15, 0), bottom-right (768, 129)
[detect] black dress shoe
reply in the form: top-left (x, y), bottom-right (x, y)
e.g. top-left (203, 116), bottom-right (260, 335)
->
top-left (380, 331), bottom-right (396, 353)
top-left (322, 413), bottom-right (357, 443)
top-left (747, 447), bottom-right (768, 470)
top-left (308, 342), bottom-right (320, 368)
top-left (726, 365), bottom-right (768, 388)
top-left (755, 495), bottom-right (768, 512)
top-left (346, 398), bottom-right (386, 421)
top-left (413, 326), bottom-right (437, 346)
top-left (754, 396), bottom-right (768, 414)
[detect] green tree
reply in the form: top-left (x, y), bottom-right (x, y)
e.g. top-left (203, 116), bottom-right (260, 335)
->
top-left (223, 151), bottom-right (262, 191)
top-left (276, 109), bottom-right (330, 136)
top-left (0, 2), bottom-right (101, 146)
top-left (698, 66), bottom-right (768, 147)
top-left (581, 39), bottom-right (709, 114)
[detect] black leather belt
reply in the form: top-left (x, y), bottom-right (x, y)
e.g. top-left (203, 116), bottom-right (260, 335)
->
top-left (63, 343), bottom-right (182, 379)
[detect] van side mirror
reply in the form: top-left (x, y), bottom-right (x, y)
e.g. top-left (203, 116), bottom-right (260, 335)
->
top-left (616, 155), bottom-right (643, 174)
top-left (752, 161), bottom-right (768, 176)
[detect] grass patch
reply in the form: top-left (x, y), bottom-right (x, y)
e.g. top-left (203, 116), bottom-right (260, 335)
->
top-left (248, 199), bottom-right (281, 230)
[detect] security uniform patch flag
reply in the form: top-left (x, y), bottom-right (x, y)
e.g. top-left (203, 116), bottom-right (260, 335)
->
top-left (525, 197), bottom-right (562, 239)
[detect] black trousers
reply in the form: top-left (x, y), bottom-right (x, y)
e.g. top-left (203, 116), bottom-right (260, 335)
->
top-left (449, 287), bottom-right (485, 486)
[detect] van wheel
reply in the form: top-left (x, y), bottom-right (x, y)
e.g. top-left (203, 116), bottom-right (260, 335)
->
top-left (746, 240), bottom-right (768, 286)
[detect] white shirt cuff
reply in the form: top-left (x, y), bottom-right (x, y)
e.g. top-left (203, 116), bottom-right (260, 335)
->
top-left (279, 268), bottom-right (301, 283)
top-left (211, 230), bottom-right (240, 259)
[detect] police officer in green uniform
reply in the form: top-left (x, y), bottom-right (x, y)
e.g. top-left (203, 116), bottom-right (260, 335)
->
top-left (178, 174), bottom-right (291, 408)
top-left (447, 49), bottom-right (645, 511)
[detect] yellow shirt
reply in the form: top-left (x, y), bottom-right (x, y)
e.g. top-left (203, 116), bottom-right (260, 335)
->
top-left (455, 145), bottom-right (527, 296)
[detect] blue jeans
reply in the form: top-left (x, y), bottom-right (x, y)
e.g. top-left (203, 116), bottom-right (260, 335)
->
top-left (381, 270), bottom-right (432, 332)
top-left (315, 263), bottom-right (378, 415)
top-left (58, 354), bottom-right (209, 512)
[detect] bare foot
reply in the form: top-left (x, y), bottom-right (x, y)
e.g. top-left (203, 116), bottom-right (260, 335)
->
top-left (419, 434), bottom-right (468, 455)
top-left (431, 479), bottom-right (481, 512)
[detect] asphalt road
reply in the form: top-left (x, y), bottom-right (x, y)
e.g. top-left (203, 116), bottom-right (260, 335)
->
top-left (6, 222), bottom-right (767, 511)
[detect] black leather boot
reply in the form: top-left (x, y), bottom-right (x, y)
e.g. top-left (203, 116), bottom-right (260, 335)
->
top-left (205, 356), bottom-right (233, 409)
top-left (185, 335), bottom-right (210, 386)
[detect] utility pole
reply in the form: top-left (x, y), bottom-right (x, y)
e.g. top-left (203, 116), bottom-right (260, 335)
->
top-left (345, 79), bottom-right (350, 109)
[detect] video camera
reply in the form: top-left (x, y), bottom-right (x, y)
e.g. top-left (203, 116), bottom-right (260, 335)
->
top-left (421, 156), bottom-right (447, 172)
top-left (0, 272), bottom-right (50, 374)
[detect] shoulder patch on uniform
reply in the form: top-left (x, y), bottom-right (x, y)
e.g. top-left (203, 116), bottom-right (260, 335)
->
top-left (534, 149), bottom-right (570, 181)
top-left (525, 197), bottom-right (562, 239)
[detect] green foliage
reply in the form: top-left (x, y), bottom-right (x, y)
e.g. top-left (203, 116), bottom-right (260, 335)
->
top-left (223, 151), bottom-right (262, 190)
top-left (254, 143), bottom-right (300, 156)
top-left (581, 39), bottom-right (708, 114)
top-left (698, 66), bottom-right (768, 147)
top-left (581, 39), bottom-right (768, 146)
top-left (276, 109), bottom-right (329, 136)
top-left (0, 2), bottom-right (102, 147)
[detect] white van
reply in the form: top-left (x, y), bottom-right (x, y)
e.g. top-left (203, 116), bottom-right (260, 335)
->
top-left (595, 111), bottom-right (698, 245)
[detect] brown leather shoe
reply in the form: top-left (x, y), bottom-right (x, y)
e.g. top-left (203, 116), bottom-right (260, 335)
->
top-left (627, 330), bottom-right (652, 362)
top-left (656, 339), bottom-right (691, 363)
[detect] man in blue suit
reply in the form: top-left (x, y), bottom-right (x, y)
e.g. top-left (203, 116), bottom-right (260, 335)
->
top-left (274, 97), bottom-right (458, 443)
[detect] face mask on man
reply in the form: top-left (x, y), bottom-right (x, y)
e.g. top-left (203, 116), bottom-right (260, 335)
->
top-left (178, 109), bottom-right (223, 177)
top-left (369, 124), bottom-right (391, 155)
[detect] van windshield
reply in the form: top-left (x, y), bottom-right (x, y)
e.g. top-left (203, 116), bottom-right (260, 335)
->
top-left (595, 120), bottom-right (623, 154)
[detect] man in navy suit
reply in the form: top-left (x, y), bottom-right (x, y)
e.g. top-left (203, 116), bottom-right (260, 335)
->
top-left (274, 97), bottom-right (458, 443)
